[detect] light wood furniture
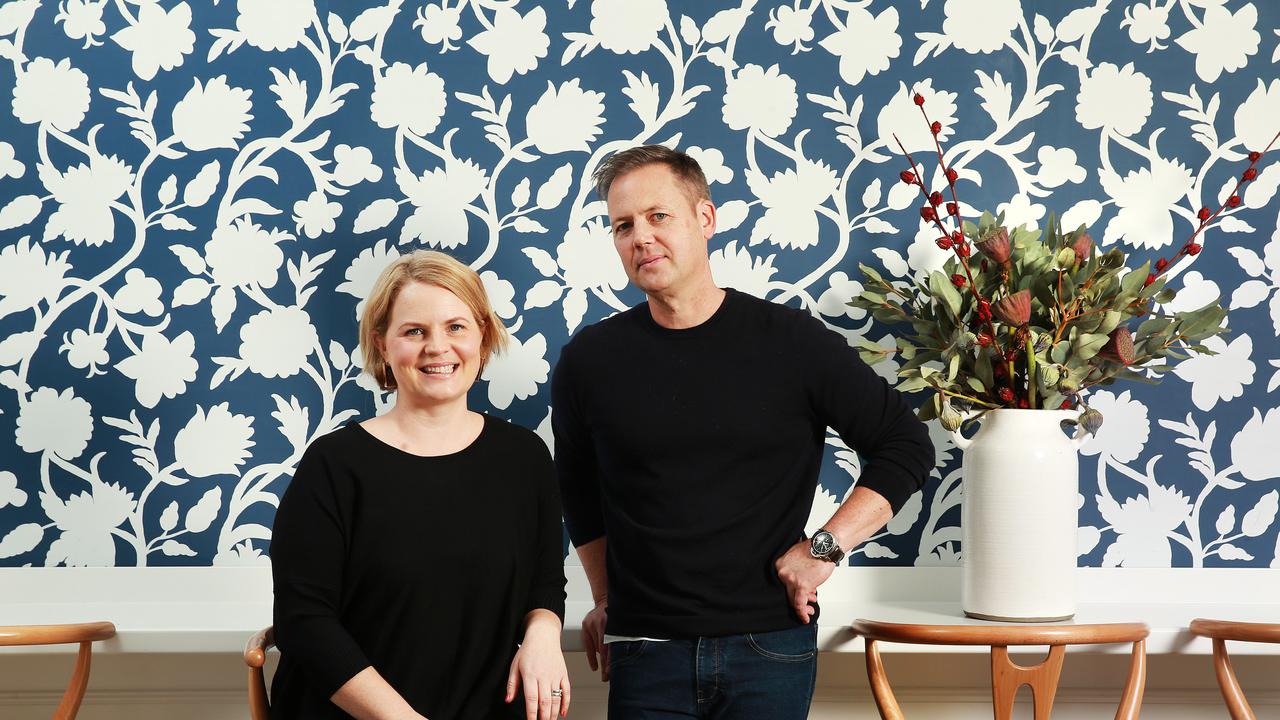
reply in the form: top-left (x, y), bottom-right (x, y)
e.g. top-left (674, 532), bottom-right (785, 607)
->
top-left (1189, 618), bottom-right (1280, 719)
top-left (0, 622), bottom-right (116, 719)
top-left (851, 620), bottom-right (1149, 720)
top-left (244, 625), bottom-right (276, 720)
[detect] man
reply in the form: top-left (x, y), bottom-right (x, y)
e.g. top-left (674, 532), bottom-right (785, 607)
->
top-left (551, 145), bottom-right (934, 718)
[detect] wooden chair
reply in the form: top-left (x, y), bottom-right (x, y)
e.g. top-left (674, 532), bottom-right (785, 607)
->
top-left (245, 625), bottom-right (276, 720)
top-left (1189, 618), bottom-right (1280, 720)
top-left (851, 620), bottom-right (1149, 720)
top-left (0, 622), bottom-right (116, 719)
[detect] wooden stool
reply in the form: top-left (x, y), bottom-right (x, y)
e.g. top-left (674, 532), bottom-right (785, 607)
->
top-left (1189, 618), bottom-right (1280, 720)
top-left (851, 619), bottom-right (1149, 719)
top-left (0, 622), bottom-right (116, 719)
top-left (244, 625), bottom-right (276, 720)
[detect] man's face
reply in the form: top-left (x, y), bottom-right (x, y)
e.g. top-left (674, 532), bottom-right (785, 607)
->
top-left (606, 163), bottom-right (716, 297)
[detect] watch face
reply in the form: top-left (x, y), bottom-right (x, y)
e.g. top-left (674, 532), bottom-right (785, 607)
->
top-left (812, 532), bottom-right (834, 556)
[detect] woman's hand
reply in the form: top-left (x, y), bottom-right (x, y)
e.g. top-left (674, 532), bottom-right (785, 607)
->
top-left (506, 610), bottom-right (570, 720)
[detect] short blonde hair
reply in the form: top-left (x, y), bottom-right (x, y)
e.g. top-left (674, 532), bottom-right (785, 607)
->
top-left (359, 250), bottom-right (508, 391)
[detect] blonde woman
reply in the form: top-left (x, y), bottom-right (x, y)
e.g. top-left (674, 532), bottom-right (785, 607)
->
top-left (270, 250), bottom-right (569, 720)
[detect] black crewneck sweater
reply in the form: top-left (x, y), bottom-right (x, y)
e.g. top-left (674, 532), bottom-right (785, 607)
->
top-left (551, 288), bottom-right (934, 638)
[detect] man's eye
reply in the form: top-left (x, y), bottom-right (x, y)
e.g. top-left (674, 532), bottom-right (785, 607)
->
top-left (653, 213), bottom-right (668, 221)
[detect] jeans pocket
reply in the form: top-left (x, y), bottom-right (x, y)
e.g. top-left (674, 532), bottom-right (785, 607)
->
top-left (608, 639), bottom-right (649, 670)
top-left (746, 625), bottom-right (817, 663)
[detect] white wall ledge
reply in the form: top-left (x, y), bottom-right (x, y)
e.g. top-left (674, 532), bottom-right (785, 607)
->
top-left (2, 566), bottom-right (1277, 655)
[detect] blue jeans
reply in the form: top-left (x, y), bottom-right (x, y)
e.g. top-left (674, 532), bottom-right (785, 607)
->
top-left (606, 624), bottom-right (818, 719)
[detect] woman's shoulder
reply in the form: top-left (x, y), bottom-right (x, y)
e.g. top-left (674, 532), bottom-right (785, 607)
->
top-left (480, 414), bottom-right (551, 459)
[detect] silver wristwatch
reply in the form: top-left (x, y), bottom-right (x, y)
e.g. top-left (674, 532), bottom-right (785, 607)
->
top-left (810, 529), bottom-right (846, 563)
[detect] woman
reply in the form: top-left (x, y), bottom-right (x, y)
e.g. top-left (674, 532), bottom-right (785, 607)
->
top-left (269, 250), bottom-right (569, 720)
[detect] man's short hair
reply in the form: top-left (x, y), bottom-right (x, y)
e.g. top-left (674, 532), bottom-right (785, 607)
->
top-left (592, 144), bottom-right (712, 205)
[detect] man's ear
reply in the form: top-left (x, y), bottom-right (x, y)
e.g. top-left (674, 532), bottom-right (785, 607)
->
top-left (698, 198), bottom-right (717, 240)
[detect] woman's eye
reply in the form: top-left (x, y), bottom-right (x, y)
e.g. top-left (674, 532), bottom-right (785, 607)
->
top-left (406, 328), bottom-right (423, 336)
top-left (449, 323), bottom-right (465, 332)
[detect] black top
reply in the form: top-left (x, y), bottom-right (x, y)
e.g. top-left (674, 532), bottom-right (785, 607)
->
top-left (269, 414), bottom-right (566, 720)
top-left (551, 288), bottom-right (934, 638)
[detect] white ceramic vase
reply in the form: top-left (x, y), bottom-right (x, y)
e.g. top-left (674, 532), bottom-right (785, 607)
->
top-left (950, 408), bottom-right (1089, 622)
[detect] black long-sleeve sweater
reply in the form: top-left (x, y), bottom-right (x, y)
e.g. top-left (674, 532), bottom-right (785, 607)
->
top-left (268, 415), bottom-right (566, 719)
top-left (551, 288), bottom-right (934, 638)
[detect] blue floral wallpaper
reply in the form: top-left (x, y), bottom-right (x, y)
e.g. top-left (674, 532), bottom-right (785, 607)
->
top-left (0, 0), bottom-right (1277, 569)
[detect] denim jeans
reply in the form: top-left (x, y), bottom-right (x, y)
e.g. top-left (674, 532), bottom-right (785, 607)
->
top-left (606, 624), bottom-right (818, 719)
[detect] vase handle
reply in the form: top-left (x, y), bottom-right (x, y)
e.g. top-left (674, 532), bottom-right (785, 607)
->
top-left (950, 411), bottom-right (981, 450)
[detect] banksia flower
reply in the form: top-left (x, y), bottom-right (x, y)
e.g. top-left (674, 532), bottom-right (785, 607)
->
top-left (976, 227), bottom-right (1012, 267)
top-left (1072, 233), bottom-right (1094, 264)
top-left (992, 289), bottom-right (1031, 326)
top-left (1099, 326), bottom-right (1136, 366)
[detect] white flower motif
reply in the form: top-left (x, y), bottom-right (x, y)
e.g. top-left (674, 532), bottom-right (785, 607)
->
top-left (54, 0), bottom-right (106, 48)
top-left (996, 193), bottom-right (1046, 231)
top-left (867, 332), bottom-right (900, 384)
top-left (331, 144), bottom-right (382, 186)
top-left (204, 217), bottom-right (290, 289)
top-left (557, 219), bottom-right (628, 291)
top-left (397, 159), bottom-right (487, 247)
top-left (1098, 483), bottom-right (1191, 567)
top-left (214, 540), bottom-right (269, 566)
top-left (467, 6), bottom-right (549, 84)
top-left (0, 141), bottom-right (25, 179)
top-left (60, 329), bottom-right (109, 375)
top-left (816, 271), bottom-right (866, 320)
top-left (171, 76), bottom-right (254, 152)
top-left (0, 471), bottom-right (27, 510)
top-left (15, 386), bottom-right (93, 459)
top-left (818, 5), bottom-right (900, 86)
top-left (0, 237), bottom-right (71, 320)
top-left (525, 79), bottom-right (607, 155)
top-left (481, 332), bottom-right (549, 409)
top-left (113, 268), bottom-right (164, 317)
top-left (1076, 62), bottom-right (1153, 137)
top-left (766, 5), bottom-right (814, 50)
top-left (238, 307), bottom-right (317, 378)
top-left (1231, 407), bottom-right (1280, 482)
top-left (589, 0), bottom-right (667, 54)
top-left (115, 331), bottom-right (199, 408)
top-left (1175, 3), bottom-right (1259, 83)
top-left (480, 270), bottom-right (517, 320)
top-left (11, 57), bottom-right (91, 131)
top-left (1080, 390), bottom-right (1150, 463)
top-left (337, 239), bottom-right (401, 319)
top-left (174, 403), bottom-right (255, 478)
top-left (1157, 270), bottom-right (1219, 314)
top-left (722, 64), bottom-right (798, 138)
top-left (41, 153), bottom-right (134, 246)
top-left (709, 241), bottom-right (778, 298)
top-left (1099, 157), bottom-right (1194, 250)
top-left (746, 159), bottom-right (838, 250)
top-left (1173, 335), bottom-right (1254, 412)
top-left (1233, 79), bottom-right (1280, 154)
top-left (686, 146), bottom-right (733, 185)
top-left (876, 80), bottom-right (958, 153)
top-left (415, 3), bottom-right (462, 48)
top-left (942, 0), bottom-right (1019, 53)
top-left (370, 62), bottom-right (446, 136)
top-left (292, 191), bottom-right (342, 239)
top-left (111, 1), bottom-right (195, 80)
top-left (1035, 146), bottom-right (1086, 188)
top-left (236, 0), bottom-right (315, 52)
top-left (43, 482), bottom-right (135, 566)
top-left (1121, 2), bottom-right (1170, 50)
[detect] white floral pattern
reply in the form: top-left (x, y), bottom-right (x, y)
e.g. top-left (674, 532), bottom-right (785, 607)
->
top-left (0, 1), bottom-right (1277, 569)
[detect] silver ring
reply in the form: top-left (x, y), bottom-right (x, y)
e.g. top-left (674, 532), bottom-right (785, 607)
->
top-left (550, 689), bottom-right (563, 697)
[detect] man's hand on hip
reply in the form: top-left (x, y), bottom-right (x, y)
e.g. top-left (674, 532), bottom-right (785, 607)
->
top-left (774, 540), bottom-right (836, 624)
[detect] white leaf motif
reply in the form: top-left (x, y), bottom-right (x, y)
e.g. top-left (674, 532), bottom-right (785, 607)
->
top-left (183, 160), bottom-right (221, 207)
top-left (1242, 490), bottom-right (1278, 537)
top-left (184, 487), bottom-right (222, 533)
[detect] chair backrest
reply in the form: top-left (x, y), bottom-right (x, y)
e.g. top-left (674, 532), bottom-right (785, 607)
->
top-left (1189, 618), bottom-right (1280, 720)
top-left (0, 622), bottom-right (116, 720)
top-left (851, 620), bottom-right (1149, 720)
top-left (244, 625), bottom-right (276, 720)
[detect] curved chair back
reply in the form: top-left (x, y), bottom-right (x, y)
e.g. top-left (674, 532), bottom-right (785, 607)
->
top-left (0, 622), bottom-right (116, 719)
top-left (244, 625), bottom-right (276, 720)
top-left (1189, 618), bottom-right (1280, 720)
top-left (851, 620), bottom-right (1149, 720)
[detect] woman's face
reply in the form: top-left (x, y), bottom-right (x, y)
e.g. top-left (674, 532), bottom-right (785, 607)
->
top-left (379, 282), bottom-right (484, 409)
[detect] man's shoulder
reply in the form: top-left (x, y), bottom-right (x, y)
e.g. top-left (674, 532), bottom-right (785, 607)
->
top-left (728, 289), bottom-right (822, 331)
top-left (562, 303), bottom-right (646, 355)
